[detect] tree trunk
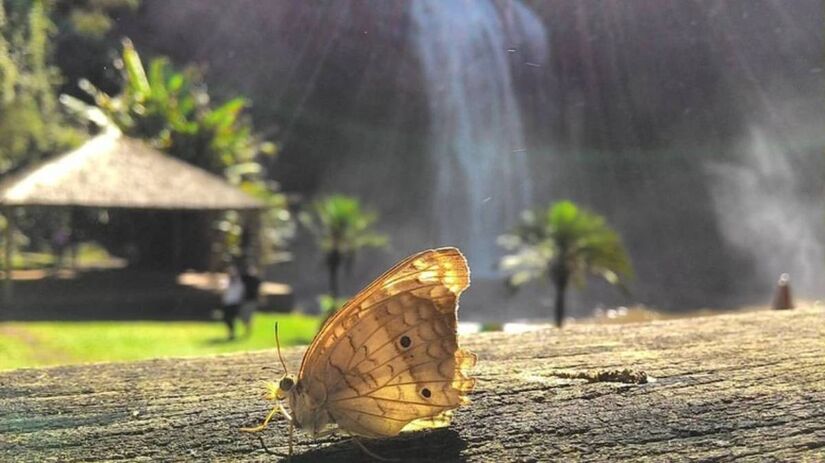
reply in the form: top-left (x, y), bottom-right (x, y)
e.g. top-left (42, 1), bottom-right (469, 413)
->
top-left (554, 280), bottom-right (566, 328)
top-left (551, 261), bottom-right (569, 328)
top-left (326, 249), bottom-right (341, 299)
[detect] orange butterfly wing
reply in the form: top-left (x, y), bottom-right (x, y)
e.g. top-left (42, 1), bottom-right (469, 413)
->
top-left (297, 247), bottom-right (476, 438)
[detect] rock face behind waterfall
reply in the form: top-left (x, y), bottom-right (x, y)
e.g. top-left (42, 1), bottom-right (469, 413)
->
top-left (117, 0), bottom-right (825, 318)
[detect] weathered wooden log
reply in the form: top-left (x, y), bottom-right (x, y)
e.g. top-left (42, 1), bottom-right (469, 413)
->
top-left (1, 306), bottom-right (824, 461)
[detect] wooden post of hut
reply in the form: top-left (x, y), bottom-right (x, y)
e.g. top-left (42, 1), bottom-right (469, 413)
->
top-left (238, 209), bottom-right (262, 274)
top-left (206, 210), bottom-right (223, 289)
top-left (2, 206), bottom-right (14, 305)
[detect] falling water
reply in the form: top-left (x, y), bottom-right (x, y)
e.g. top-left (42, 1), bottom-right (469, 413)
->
top-left (410, 0), bottom-right (547, 277)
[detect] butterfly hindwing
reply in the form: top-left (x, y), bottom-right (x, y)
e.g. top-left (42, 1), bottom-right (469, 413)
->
top-left (325, 297), bottom-right (473, 437)
top-left (297, 247), bottom-right (475, 438)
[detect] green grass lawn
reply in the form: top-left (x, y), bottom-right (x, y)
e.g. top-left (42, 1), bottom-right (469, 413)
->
top-left (0, 313), bottom-right (320, 371)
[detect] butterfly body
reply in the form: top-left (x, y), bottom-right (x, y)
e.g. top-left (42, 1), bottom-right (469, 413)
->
top-left (245, 247), bottom-right (476, 450)
top-left (284, 380), bottom-right (335, 437)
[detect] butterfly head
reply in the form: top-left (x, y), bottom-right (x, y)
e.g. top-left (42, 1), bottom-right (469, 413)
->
top-left (262, 374), bottom-right (297, 402)
top-left (239, 324), bottom-right (299, 436)
top-left (273, 373), bottom-right (297, 400)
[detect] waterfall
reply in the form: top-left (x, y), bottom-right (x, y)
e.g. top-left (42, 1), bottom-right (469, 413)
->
top-left (410, 0), bottom-right (547, 277)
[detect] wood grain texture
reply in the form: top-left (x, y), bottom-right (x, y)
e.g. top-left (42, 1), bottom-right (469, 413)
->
top-left (2, 306), bottom-right (824, 462)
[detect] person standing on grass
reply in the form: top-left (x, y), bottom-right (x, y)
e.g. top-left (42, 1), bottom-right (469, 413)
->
top-left (239, 266), bottom-right (262, 338)
top-left (222, 265), bottom-right (244, 340)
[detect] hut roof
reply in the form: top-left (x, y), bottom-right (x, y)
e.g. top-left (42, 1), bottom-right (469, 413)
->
top-left (0, 132), bottom-right (264, 210)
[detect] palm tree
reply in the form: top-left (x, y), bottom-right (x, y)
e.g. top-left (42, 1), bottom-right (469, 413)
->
top-left (300, 195), bottom-right (388, 300)
top-left (499, 200), bottom-right (633, 328)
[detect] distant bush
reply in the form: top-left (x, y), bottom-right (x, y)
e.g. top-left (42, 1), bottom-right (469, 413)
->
top-left (480, 322), bottom-right (504, 332)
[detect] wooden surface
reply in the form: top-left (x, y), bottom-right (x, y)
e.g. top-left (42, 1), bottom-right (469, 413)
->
top-left (2, 306), bottom-right (824, 462)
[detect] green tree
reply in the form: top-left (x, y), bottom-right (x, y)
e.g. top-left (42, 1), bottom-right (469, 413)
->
top-left (499, 200), bottom-right (633, 328)
top-left (83, 39), bottom-right (272, 175)
top-left (80, 39), bottom-right (293, 268)
top-left (51, 0), bottom-right (141, 98)
top-left (300, 195), bottom-right (388, 300)
top-left (0, 0), bottom-right (84, 263)
top-left (0, 0), bottom-right (80, 175)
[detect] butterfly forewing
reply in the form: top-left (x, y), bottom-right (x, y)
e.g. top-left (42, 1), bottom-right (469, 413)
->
top-left (297, 247), bottom-right (475, 438)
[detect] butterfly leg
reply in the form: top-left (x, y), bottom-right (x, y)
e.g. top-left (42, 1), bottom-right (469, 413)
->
top-left (240, 405), bottom-right (280, 433)
top-left (244, 408), bottom-right (294, 457)
top-left (288, 416), bottom-right (294, 456)
top-left (256, 435), bottom-right (278, 455)
top-left (351, 437), bottom-right (399, 462)
top-left (240, 400), bottom-right (293, 433)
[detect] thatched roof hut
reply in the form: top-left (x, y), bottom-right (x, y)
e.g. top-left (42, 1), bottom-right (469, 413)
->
top-left (0, 131), bottom-right (266, 303)
top-left (0, 131), bottom-right (263, 210)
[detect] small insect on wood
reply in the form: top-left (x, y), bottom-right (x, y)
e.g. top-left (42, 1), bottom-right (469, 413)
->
top-left (241, 247), bottom-right (477, 459)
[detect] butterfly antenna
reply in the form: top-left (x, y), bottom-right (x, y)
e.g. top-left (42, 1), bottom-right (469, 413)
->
top-left (275, 322), bottom-right (288, 375)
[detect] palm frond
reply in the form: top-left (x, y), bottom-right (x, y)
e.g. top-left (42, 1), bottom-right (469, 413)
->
top-left (499, 200), bottom-right (633, 292)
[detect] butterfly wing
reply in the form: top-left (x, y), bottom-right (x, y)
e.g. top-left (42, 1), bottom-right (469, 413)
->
top-left (297, 247), bottom-right (476, 438)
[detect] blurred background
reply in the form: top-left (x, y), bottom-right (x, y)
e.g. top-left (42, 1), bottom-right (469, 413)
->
top-left (0, 0), bottom-right (822, 370)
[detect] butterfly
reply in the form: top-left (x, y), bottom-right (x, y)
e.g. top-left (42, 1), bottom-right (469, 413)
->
top-left (242, 247), bottom-right (476, 458)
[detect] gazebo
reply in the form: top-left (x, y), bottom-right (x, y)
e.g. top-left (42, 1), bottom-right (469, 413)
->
top-left (0, 129), bottom-right (265, 305)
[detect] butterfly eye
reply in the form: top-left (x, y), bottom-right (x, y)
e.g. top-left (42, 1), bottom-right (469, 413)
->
top-left (420, 387), bottom-right (432, 399)
top-left (280, 376), bottom-right (294, 391)
top-left (399, 335), bottom-right (412, 349)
